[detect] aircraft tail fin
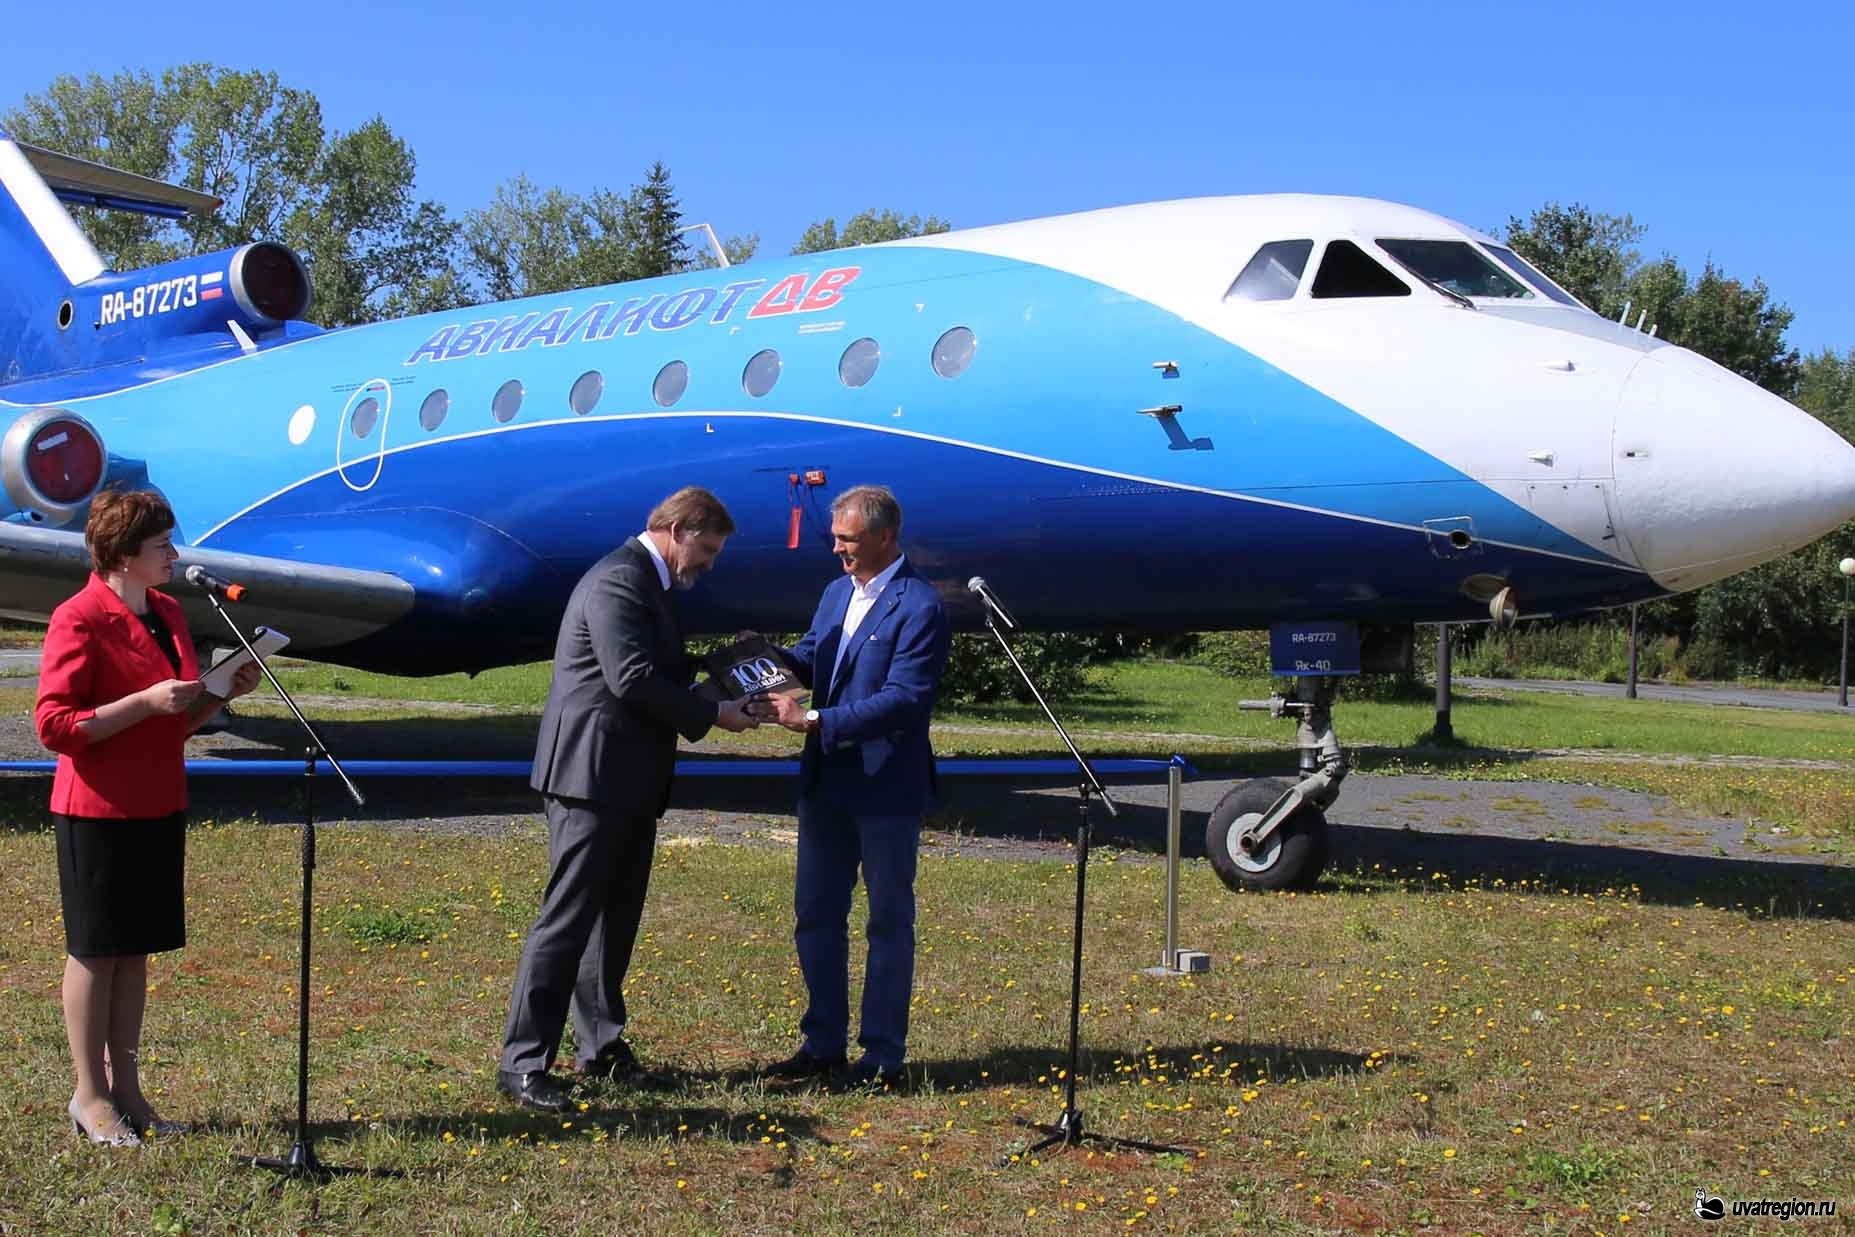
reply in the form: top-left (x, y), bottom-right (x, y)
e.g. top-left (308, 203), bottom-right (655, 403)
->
top-left (0, 131), bottom-right (222, 385)
top-left (0, 130), bottom-right (106, 383)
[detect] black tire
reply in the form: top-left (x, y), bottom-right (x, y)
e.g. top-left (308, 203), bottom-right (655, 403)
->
top-left (1204, 778), bottom-right (1329, 892)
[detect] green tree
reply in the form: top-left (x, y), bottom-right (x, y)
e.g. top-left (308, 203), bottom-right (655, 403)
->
top-left (1504, 202), bottom-right (1642, 313)
top-left (1669, 262), bottom-right (1799, 396)
top-left (792, 208), bottom-right (950, 254)
top-left (459, 162), bottom-right (694, 298)
top-left (1796, 349), bottom-right (1855, 443)
top-left (288, 119), bottom-right (468, 324)
top-left (687, 228), bottom-right (760, 269)
top-left (4, 65), bottom-right (460, 327)
top-left (2, 69), bottom-right (183, 269)
top-left (618, 160), bottom-right (687, 278)
top-left (1509, 202), bottom-right (1800, 398)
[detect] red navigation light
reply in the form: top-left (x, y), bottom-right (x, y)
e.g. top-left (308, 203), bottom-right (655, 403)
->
top-left (26, 418), bottom-right (105, 504)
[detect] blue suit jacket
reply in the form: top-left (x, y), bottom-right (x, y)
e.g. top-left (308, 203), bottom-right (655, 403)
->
top-left (786, 561), bottom-right (951, 816)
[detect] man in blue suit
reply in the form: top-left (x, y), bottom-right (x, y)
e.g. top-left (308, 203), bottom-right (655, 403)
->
top-left (750, 485), bottom-right (951, 1090)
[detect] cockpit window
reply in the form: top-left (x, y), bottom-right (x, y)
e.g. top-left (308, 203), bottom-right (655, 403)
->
top-left (1377, 239), bottom-right (1531, 299)
top-left (1310, 240), bottom-right (1411, 299)
top-left (1482, 243), bottom-right (1587, 308)
top-left (1226, 239), bottom-right (1313, 302)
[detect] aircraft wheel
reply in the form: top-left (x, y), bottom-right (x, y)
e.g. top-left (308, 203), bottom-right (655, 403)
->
top-left (1205, 778), bottom-right (1329, 892)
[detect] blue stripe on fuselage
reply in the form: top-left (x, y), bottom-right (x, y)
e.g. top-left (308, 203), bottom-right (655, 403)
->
top-left (6, 245), bottom-right (1626, 639)
top-left (205, 413), bottom-right (1657, 673)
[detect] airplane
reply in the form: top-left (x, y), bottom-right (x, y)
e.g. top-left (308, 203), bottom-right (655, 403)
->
top-left (5, 129), bottom-right (1853, 892)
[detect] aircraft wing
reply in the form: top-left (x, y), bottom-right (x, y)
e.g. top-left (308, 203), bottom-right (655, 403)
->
top-left (0, 522), bottom-right (415, 651)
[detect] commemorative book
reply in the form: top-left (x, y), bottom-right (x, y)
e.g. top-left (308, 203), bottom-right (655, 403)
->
top-left (693, 635), bottom-right (808, 704)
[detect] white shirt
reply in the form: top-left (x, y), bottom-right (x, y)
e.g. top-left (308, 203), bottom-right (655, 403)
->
top-left (635, 532), bottom-right (671, 591)
top-left (830, 554), bottom-right (905, 684)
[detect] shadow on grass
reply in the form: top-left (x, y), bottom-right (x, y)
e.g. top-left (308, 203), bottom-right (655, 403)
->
top-left (373, 1101), bottom-right (826, 1147)
top-left (223, 1102), bottom-right (829, 1177)
top-left (901, 1040), bottom-right (1381, 1092)
top-left (1323, 824), bottom-right (1855, 919)
top-left (7, 728), bottom-right (1848, 919)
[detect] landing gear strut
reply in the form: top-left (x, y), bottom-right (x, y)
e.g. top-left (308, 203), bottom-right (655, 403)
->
top-left (1205, 675), bottom-right (1347, 892)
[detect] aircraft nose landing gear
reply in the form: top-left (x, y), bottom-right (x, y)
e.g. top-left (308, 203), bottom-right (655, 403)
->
top-left (1205, 675), bottom-right (1346, 891)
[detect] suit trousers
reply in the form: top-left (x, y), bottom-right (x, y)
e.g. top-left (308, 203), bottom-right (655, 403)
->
top-left (501, 794), bottom-right (657, 1074)
top-left (794, 796), bottom-right (921, 1071)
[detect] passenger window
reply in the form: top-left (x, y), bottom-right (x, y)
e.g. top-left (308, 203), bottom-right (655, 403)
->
top-left (349, 396), bottom-right (379, 440)
top-left (1226, 240), bottom-right (1313, 302)
top-left (743, 349), bottom-right (781, 398)
top-left (569, 370), bottom-right (604, 415)
top-left (838, 337), bottom-right (881, 387)
top-left (653, 361), bottom-right (689, 407)
top-left (419, 389), bottom-right (449, 431)
top-left (1310, 241), bottom-right (1411, 299)
top-left (931, 327), bottom-right (976, 379)
top-left (492, 379), bottom-right (524, 423)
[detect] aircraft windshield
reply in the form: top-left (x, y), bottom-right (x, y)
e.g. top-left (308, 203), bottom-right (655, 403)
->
top-left (1226, 240), bottom-right (1314, 302)
top-left (1377, 239), bottom-right (1532, 299)
top-left (1482, 243), bottom-right (1587, 308)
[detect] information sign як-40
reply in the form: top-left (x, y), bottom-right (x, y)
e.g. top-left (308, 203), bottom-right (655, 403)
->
top-left (1268, 621), bottom-right (1362, 677)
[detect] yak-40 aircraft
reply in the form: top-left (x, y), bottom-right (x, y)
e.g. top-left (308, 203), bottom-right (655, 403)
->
top-left (5, 131), bottom-right (1853, 891)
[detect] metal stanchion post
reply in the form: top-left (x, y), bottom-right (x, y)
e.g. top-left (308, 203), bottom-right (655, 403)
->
top-left (1627, 604), bottom-right (1640, 700)
top-left (1146, 759), bottom-right (1208, 977)
top-left (1838, 558), bottom-right (1854, 708)
top-left (1433, 624), bottom-right (1453, 740)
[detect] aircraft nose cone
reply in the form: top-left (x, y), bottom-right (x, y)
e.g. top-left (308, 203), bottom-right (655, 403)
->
top-left (1612, 349), bottom-right (1855, 590)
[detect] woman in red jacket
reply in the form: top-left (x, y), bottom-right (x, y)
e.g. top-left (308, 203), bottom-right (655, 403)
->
top-left (35, 489), bottom-right (260, 1146)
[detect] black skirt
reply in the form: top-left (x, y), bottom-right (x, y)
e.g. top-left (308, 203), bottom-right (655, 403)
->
top-left (54, 812), bottom-right (187, 958)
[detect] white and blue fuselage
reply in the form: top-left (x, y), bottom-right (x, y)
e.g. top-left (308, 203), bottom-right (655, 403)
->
top-left (4, 178), bottom-right (1853, 674)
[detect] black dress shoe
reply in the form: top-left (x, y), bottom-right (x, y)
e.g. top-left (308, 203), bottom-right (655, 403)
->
top-left (497, 1069), bottom-right (573, 1113)
top-left (835, 1060), bottom-right (908, 1093)
top-left (579, 1038), bottom-right (641, 1080)
top-left (760, 1048), bottom-right (847, 1082)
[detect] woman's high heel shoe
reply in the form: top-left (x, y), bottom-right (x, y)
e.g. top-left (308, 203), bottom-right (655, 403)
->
top-left (68, 1098), bottom-right (142, 1147)
top-left (126, 1112), bottom-right (191, 1138)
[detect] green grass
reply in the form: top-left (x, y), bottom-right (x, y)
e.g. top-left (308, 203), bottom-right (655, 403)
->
top-left (242, 657), bottom-right (1855, 766)
top-left (11, 644), bottom-right (1855, 763)
top-left (0, 822), bottom-right (1847, 1233)
top-left (263, 658), bottom-right (557, 711)
top-left (0, 621), bottom-right (45, 652)
top-left (943, 660), bottom-right (1855, 764)
top-left (9, 652), bottom-right (1855, 856)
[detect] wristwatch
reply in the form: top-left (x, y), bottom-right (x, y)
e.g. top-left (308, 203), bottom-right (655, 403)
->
top-left (804, 708), bottom-right (821, 733)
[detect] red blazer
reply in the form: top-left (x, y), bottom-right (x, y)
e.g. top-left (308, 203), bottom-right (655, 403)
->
top-left (35, 574), bottom-right (200, 818)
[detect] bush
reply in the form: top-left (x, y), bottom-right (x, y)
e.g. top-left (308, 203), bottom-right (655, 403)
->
top-left (1190, 631), bottom-right (1271, 678)
top-left (939, 632), bottom-right (1097, 705)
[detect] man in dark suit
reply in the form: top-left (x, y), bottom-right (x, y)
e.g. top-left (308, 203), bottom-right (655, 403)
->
top-left (498, 487), bottom-right (756, 1113)
top-left (750, 485), bottom-right (951, 1090)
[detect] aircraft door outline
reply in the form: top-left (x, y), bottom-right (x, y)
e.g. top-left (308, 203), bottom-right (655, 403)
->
top-left (335, 377), bottom-right (392, 493)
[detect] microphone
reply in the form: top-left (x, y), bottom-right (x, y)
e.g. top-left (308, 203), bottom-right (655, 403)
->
top-left (184, 564), bottom-right (248, 603)
top-left (966, 576), bottom-right (1016, 629)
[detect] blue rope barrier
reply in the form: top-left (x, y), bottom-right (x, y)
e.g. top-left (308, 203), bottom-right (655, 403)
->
top-left (0, 756), bottom-right (1197, 779)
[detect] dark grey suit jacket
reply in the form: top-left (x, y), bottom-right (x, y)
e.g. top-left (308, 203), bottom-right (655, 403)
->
top-left (530, 539), bottom-right (719, 815)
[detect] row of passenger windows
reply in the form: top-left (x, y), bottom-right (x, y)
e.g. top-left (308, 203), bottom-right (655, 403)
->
top-left (348, 326), bottom-right (980, 439)
top-left (1226, 236), bottom-right (1582, 306)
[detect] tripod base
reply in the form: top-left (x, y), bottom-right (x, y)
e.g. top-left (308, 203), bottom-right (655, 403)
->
top-left (243, 1140), bottom-right (398, 1181)
top-left (247, 1140), bottom-right (331, 1181)
top-left (1011, 1111), bottom-right (1191, 1161)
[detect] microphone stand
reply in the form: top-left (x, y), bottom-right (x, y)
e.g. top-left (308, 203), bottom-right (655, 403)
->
top-left (972, 585), bottom-right (1190, 1164)
top-left (193, 585), bottom-right (379, 1182)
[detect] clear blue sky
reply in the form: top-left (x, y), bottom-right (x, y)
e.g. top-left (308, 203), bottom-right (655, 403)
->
top-left (5, 0), bottom-right (1850, 355)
